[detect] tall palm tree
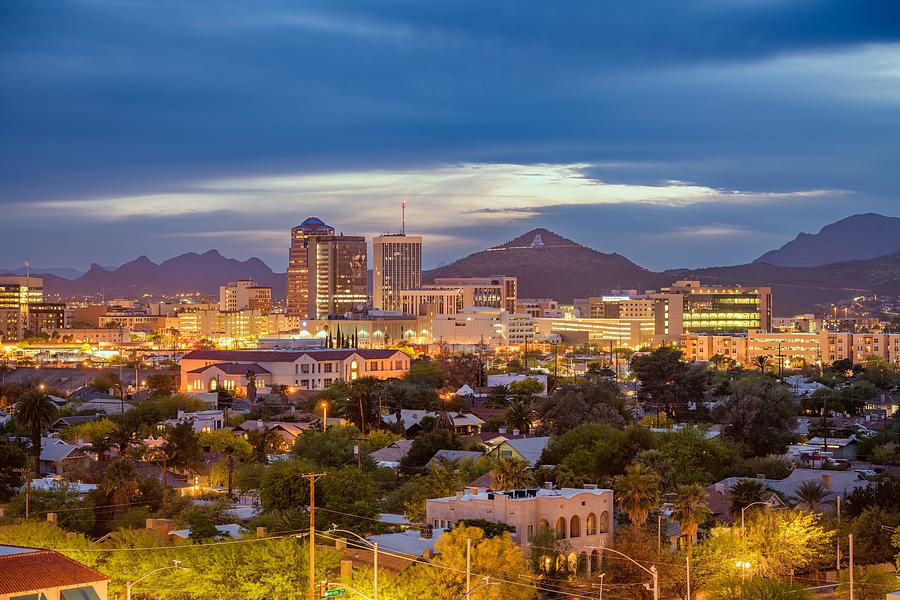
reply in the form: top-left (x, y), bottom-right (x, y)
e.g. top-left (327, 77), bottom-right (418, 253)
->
top-left (492, 457), bottom-right (534, 491)
top-left (791, 480), bottom-right (828, 511)
top-left (14, 389), bottom-right (57, 474)
top-left (614, 463), bottom-right (661, 526)
top-left (728, 478), bottom-right (767, 518)
top-left (102, 458), bottom-right (139, 509)
top-left (672, 483), bottom-right (711, 546)
top-left (752, 355), bottom-right (770, 373)
top-left (506, 398), bottom-right (534, 434)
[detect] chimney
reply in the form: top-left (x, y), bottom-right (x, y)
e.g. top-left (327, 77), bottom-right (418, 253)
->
top-left (756, 473), bottom-right (766, 480)
top-left (256, 527), bottom-right (267, 538)
top-left (512, 429), bottom-right (520, 436)
top-left (455, 491), bottom-right (464, 500)
top-left (335, 537), bottom-right (348, 551)
top-left (543, 481), bottom-right (554, 490)
top-left (340, 559), bottom-right (354, 582)
top-left (46, 512), bottom-right (57, 525)
top-left (467, 487), bottom-right (480, 495)
top-left (422, 549), bottom-right (433, 559)
top-left (820, 473), bottom-right (832, 491)
top-left (146, 518), bottom-right (174, 538)
top-left (498, 427), bottom-right (507, 434)
top-left (583, 483), bottom-right (598, 490)
top-left (420, 525), bottom-right (433, 539)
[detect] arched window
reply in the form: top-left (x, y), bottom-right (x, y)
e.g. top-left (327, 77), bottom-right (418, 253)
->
top-left (538, 519), bottom-right (550, 535)
top-left (570, 515), bottom-right (581, 538)
top-left (578, 552), bottom-right (589, 575)
top-left (599, 511), bottom-right (610, 533)
top-left (586, 512), bottom-right (597, 536)
top-left (590, 549), bottom-right (601, 573)
top-left (567, 553), bottom-right (578, 573)
top-left (555, 517), bottom-right (567, 539)
top-left (208, 378), bottom-right (218, 391)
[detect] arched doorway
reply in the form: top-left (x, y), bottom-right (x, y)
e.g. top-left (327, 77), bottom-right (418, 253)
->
top-left (555, 516), bottom-right (567, 539)
top-left (570, 515), bottom-right (581, 538)
top-left (599, 511), bottom-right (610, 533)
top-left (590, 549), bottom-right (601, 573)
top-left (586, 512), bottom-right (597, 535)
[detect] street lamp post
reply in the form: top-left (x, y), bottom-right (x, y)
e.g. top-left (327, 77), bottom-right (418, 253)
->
top-left (126, 560), bottom-right (187, 600)
top-left (588, 545), bottom-right (658, 600)
top-left (321, 401), bottom-right (328, 432)
top-left (325, 528), bottom-right (379, 600)
top-left (740, 501), bottom-right (771, 533)
top-left (459, 579), bottom-right (499, 599)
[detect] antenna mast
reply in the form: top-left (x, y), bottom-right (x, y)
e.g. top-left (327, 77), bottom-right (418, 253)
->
top-left (401, 199), bottom-right (407, 236)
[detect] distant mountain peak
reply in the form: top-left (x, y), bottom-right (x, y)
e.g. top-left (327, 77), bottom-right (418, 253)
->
top-left (756, 213), bottom-right (900, 267)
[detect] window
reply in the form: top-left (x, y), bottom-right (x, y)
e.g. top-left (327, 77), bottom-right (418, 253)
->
top-left (586, 513), bottom-right (597, 535)
top-left (324, 363), bottom-right (333, 373)
top-left (301, 364), bottom-right (310, 374)
top-left (527, 523), bottom-right (534, 541)
top-left (599, 511), bottom-right (610, 533)
top-left (570, 515), bottom-right (581, 538)
top-left (208, 378), bottom-right (218, 391)
top-left (324, 378), bottom-right (333, 388)
top-left (301, 379), bottom-right (309, 389)
top-left (556, 517), bottom-right (567, 539)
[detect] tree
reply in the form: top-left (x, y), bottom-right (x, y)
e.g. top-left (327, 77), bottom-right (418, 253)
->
top-left (198, 428), bottom-right (253, 461)
top-left (292, 426), bottom-right (372, 470)
top-left (539, 378), bottom-right (627, 435)
top-left (61, 418), bottom-right (116, 460)
top-left (413, 525), bottom-right (535, 600)
top-left (506, 398), bottom-right (535, 433)
top-left (259, 459), bottom-right (313, 514)
top-left (631, 347), bottom-right (708, 421)
top-left (708, 578), bottom-right (813, 600)
top-left (7, 480), bottom-right (95, 533)
top-left (848, 507), bottom-right (900, 564)
top-left (145, 372), bottom-right (176, 396)
top-left (751, 355), bottom-right (770, 373)
top-left (185, 506), bottom-right (220, 541)
top-left (405, 357), bottom-right (448, 388)
top-left (635, 449), bottom-right (676, 492)
top-left (727, 479), bottom-right (767, 518)
top-left (14, 389), bottom-right (57, 473)
top-left (318, 466), bottom-right (379, 531)
top-left (715, 378), bottom-right (797, 456)
top-left (672, 483), bottom-right (710, 545)
top-left (0, 443), bottom-right (27, 501)
top-left (246, 426), bottom-right (280, 462)
top-left (836, 568), bottom-right (898, 600)
top-left (492, 457), bottom-right (533, 491)
top-left (340, 377), bottom-right (384, 434)
top-left (163, 421), bottom-right (202, 473)
top-left (657, 427), bottom-right (737, 487)
top-left (102, 458), bottom-right (140, 509)
top-left (791, 480), bottom-right (827, 511)
top-left (614, 463), bottom-right (660, 526)
top-left (401, 429), bottom-right (461, 469)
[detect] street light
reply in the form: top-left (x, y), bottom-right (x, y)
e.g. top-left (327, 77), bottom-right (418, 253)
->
top-left (326, 528), bottom-right (379, 600)
top-left (740, 501), bottom-right (771, 533)
top-left (587, 545), bottom-right (658, 600)
top-left (126, 560), bottom-right (188, 600)
top-left (321, 401), bottom-right (328, 432)
top-left (735, 560), bottom-right (752, 580)
top-left (459, 578), bottom-right (499, 599)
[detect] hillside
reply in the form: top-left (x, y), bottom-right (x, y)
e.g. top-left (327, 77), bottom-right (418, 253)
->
top-left (756, 213), bottom-right (900, 267)
top-left (424, 228), bottom-right (672, 300)
top-left (685, 250), bottom-right (900, 315)
top-left (3, 250), bottom-right (286, 299)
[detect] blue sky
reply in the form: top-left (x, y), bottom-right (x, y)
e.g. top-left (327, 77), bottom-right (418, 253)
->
top-left (2, 0), bottom-right (900, 272)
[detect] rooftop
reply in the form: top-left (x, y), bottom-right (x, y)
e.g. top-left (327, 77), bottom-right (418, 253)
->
top-left (430, 485), bottom-right (611, 503)
top-left (181, 349), bottom-right (403, 363)
top-left (0, 546), bottom-right (110, 594)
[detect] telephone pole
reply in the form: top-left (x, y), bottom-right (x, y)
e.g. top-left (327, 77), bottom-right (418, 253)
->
top-left (304, 473), bottom-right (326, 600)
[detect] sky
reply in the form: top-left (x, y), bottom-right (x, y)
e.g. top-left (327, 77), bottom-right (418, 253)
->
top-left (2, 0), bottom-right (900, 273)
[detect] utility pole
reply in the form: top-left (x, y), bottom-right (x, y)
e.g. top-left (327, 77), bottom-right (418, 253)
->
top-left (12, 468), bottom-right (30, 520)
top-left (304, 473), bottom-right (326, 600)
top-left (686, 552), bottom-right (691, 600)
top-left (466, 537), bottom-right (472, 597)
top-left (373, 542), bottom-right (378, 600)
top-left (651, 565), bottom-right (659, 600)
top-left (836, 496), bottom-right (842, 572)
top-left (849, 534), bottom-right (854, 600)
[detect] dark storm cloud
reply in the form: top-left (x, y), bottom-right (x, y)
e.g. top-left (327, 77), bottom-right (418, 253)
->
top-left (1, 0), bottom-right (899, 269)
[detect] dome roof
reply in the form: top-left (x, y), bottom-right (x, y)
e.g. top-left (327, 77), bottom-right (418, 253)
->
top-left (294, 216), bottom-right (333, 231)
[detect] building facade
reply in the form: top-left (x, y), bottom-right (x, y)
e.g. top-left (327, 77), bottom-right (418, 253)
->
top-left (426, 485), bottom-right (613, 569)
top-left (373, 234), bottom-right (423, 310)
top-left (311, 235), bottom-right (368, 318)
top-left (427, 277), bottom-right (518, 314)
top-left (432, 308), bottom-right (534, 347)
top-left (653, 280), bottom-right (772, 336)
top-left (180, 348), bottom-right (411, 392)
top-left (287, 217), bottom-right (335, 317)
top-left (219, 279), bottom-right (272, 312)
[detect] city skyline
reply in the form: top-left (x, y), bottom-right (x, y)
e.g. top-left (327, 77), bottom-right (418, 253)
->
top-left (3, 2), bottom-right (900, 270)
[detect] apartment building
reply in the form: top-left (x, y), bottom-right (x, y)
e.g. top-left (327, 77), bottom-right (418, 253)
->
top-left (372, 234), bottom-right (423, 310)
top-left (432, 308), bottom-right (534, 347)
top-left (219, 279), bottom-right (272, 312)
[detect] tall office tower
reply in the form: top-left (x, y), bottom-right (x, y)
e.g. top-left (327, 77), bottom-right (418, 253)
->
top-left (0, 275), bottom-right (59, 341)
top-left (310, 235), bottom-right (369, 318)
top-left (373, 234), bottom-right (423, 310)
top-left (651, 280), bottom-right (773, 336)
top-left (287, 217), bottom-right (335, 317)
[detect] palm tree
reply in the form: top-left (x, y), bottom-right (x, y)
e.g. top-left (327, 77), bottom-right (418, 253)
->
top-left (492, 457), bottom-right (534, 491)
top-left (614, 463), bottom-right (660, 526)
top-left (752, 355), bottom-right (771, 373)
top-left (791, 480), bottom-right (828, 511)
top-left (728, 478), bottom-right (767, 518)
top-left (672, 483), bottom-right (710, 546)
top-left (14, 389), bottom-right (57, 474)
top-left (486, 384), bottom-right (511, 407)
top-left (102, 458), bottom-right (139, 509)
top-left (506, 398), bottom-right (534, 434)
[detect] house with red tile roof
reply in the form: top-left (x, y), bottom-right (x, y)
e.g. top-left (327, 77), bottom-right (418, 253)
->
top-left (0, 545), bottom-right (109, 600)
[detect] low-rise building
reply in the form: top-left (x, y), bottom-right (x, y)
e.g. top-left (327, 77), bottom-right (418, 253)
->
top-left (433, 308), bottom-right (534, 347)
top-left (382, 409), bottom-right (485, 436)
top-left (180, 349), bottom-right (411, 393)
top-left (159, 410), bottom-right (226, 433)
top-left (0, 545), bottom-right (110, 600)
top-left (426, 484), bottom-right (613, 571)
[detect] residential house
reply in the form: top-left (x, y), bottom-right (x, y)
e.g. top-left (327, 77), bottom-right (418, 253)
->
top-left (484, 436), bottom-right (551, 467)
top-left (158, 410), bottom-right (225, 433)
top-left (425, 450), bottom-right (484, 469)
top-left (370, 439), bottom-right (414, 469)
top-left (382, 409), bottom-right (485, 436)
top-left (38, 438), bottom-right (90, 477)
top-left (0, 545), bottom-right (110, 600)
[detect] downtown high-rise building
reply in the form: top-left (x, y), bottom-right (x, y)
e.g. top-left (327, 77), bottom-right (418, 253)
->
top-left (0, 276), bottom-right (65, 341)
top-left (372, 234), bottom-right (423, 310)
top-left (286, 217), bottom-right (368, 318)
top-left (287, 217), bottom-right (335, 317)
top-left (311, 234), bottom-right (368, 318)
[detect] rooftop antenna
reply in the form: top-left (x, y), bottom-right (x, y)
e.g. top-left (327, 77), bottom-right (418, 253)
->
top-left (401, 199), bottom-right (407, 236)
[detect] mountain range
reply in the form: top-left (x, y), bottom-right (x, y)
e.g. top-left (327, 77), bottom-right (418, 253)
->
top-left (7, 213), bottom-right (900, 315)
